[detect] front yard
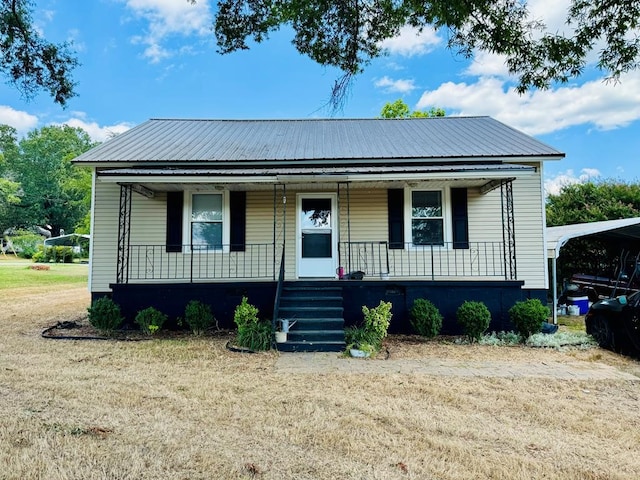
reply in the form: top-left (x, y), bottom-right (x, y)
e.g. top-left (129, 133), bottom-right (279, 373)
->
top-left (1, 263), bottom-right (640, 479)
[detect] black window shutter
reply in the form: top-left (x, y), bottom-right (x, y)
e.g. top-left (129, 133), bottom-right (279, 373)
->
top-left (166, 191), bottom-right (184, 252)
top-left (230, 191), bottom-right (246, 252)
top-left (451, 188), bottom-right (469, 249)
top-left (388, 189), bottom-right (404, 249)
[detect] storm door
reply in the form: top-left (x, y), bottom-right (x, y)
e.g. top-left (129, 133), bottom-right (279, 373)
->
top-left (297, 194), bottom-right (337, 278)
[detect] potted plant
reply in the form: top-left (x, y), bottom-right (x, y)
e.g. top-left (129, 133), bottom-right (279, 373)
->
top-left (348, 342), bottom-right (375, 358)
top-left (275, 328), bottom-right (287, 343)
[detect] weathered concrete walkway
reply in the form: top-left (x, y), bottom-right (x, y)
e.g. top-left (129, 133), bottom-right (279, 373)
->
top-left (275, 353), bottom-right (640, 381)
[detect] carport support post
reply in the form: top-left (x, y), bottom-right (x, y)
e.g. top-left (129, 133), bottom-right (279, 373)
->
top-left (552, 256), bottom-right (558, 325)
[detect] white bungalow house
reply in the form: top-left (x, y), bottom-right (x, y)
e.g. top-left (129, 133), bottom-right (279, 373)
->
top-left (74, 117), bottom-right (563, 351)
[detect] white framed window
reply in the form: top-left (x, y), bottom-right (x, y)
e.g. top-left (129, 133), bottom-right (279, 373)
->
top-left (183, 191), bottom-right (229, 251)
top-left (405, 188), bottom-right (449, 247)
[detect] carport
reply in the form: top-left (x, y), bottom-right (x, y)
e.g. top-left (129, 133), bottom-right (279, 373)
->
top-left (546, 217), bottom-right (640, 324)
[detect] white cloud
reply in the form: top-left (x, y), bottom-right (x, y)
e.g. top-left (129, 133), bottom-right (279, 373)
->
top-left (374, 76), bottom-right (416, 94)
top-left (415, 72), bottom-right (640, 135)
top-left (544, 168), bottom-right (601, 196)
top-left (61, 117), bottom-right (133, 142)
top-left (465, 51), bottom-right (510, 78)
top-left (0, 106), bottom-right (39, 136)
top-left (123, 0), bottom-right (212, 62)
top-left (380, 26), bottom-right (441, 57)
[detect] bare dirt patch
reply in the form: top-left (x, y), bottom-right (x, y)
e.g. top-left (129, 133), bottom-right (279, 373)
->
top-left (2, 285), bottom-right (640, 479)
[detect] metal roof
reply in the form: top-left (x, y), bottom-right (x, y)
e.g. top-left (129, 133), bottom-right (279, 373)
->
top-left (73, 117), bottom-right (564, 164)
top-left (547, 218), bottom-right (640, 259)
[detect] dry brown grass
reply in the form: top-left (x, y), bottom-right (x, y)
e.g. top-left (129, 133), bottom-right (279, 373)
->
top-left (2, 283), bottom-right (640, 479)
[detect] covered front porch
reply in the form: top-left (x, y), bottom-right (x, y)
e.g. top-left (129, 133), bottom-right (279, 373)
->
top-left (110, 175), bottom-right (521, 286)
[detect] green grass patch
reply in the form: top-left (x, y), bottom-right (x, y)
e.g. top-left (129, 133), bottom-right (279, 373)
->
top-left (0, 262), bottom-right (88, 290)
top-left (557, 315), bottom-right (586, 332)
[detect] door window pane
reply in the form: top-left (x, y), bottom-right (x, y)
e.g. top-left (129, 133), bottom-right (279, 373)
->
top-left (301, 198), bottom-right (331, 229)
top-left (302, 231), bottom-right (332, 258)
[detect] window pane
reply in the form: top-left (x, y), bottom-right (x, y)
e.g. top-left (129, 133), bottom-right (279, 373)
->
top-left (412, 191), bottom-right (442, 218)
top-left (192, 194), bottom-right (222, 221)
top-left (301, 198), bottom-right (331, 229)
top-left (192, 222), bottom-right (222, 248)
top-left (412, 219), bottom-right (443, 245)
top-left (302, 232), bottom-right (332, 258)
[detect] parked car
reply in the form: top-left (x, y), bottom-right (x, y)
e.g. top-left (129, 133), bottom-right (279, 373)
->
top-left (585, 292), bottom-right (640, 358)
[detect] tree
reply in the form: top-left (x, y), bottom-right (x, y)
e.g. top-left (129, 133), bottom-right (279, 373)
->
top-left (546, 180), bottom-right (640, 282)
top-left (214, 0), bottom-right (640, 106)
top-left (3, 125), bottom-right (95, 235)
top-left (546, 181), bottom-right (640, 227)
top-left (0, 0), bottom-right (78, 106)
top-left (380, 99), bottom-right (445, 118)
top-left (0, 124), bottom-right (20, 234)
top-left (4, 1), bottom-right (639, 107)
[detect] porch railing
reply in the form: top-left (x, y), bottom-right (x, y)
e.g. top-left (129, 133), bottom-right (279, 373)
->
top-left (121, 240), bottom-right (509, 283)
top-left (340, 241), bottom-right (508, 280)
top-left (126, 244), bottom-right (278, 282)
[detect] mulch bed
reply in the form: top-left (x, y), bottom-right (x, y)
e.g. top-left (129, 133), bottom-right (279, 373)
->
top-left (42, 319), bottom-right (235, 341)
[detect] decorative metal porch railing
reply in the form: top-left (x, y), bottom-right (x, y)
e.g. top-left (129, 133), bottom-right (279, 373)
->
top-left (126, 244), bottom-right (279, 282)
top-left (121, 240), bottom-right (510, 283)
top-left (340, 241), bottom-right (509, 280)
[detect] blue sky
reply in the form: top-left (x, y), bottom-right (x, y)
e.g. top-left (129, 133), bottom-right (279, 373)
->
top-left (1, 0), bottom-right (639, 194)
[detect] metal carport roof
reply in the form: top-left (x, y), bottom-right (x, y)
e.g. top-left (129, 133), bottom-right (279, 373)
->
top-left (547, 218), bottom-right (640, 260)
top-left (547, 217), bottom-right (640, 324)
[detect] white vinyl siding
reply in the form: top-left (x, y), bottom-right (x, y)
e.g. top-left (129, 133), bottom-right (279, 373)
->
top-left (88, 168), bottom-right (547, 290)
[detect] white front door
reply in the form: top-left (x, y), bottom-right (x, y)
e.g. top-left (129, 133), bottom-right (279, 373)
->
top-left (297, 194), bottom-right (337, 278)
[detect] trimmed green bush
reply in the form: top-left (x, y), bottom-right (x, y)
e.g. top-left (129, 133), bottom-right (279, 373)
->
top-left (184, 300), bottom-right (214, 335)
top-left (234, 296), bottom-right (271, 351)
top-left (10, 231), bottom-right (43, 259)
top-left (32, 245), bottom-right (75, 263)
top-left (362, 300), bottom-right (393, 350)
top-left (509, 299), bottom-right (550, 340)
top-left (87, 297), bottom-right (123, 333)
top-left (135, 307), bottom-right (168, 335)
top-left (456, 300), bottom-right (491, 342)
top-left (409, 298), bottom-right (443, 338)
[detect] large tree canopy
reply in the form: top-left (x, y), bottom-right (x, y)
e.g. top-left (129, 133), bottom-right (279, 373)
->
top-left (0, 124), bottom-right (95, 235)
top-left (0, 0), bottom-right (78, 106)
top-left (215, 0), bottom-right (640, 103)
top-left (2, 1), bottom-right (639, 106)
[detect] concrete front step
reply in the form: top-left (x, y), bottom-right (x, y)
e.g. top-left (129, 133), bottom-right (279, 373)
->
top-left (275, 341), bottom-right (346, 353)
top-left (281, 318), bottom-right (344, 330)
top-left (287, 329), bottom-right (345, 342)
top-left (279, 296), bottom-right (344, 307)
top-left (278, 306), bottom-right (344, 319)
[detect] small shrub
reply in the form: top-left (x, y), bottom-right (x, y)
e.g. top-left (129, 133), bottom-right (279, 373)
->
top-left (526, 331), bottom-right (597, 349)
top-left (509, 299), bottom-right (550, 341)
top-left (456, 300), bottom-right (491, 342)
top-left (184, 300), bottom-right (214, 335)
top-left (409, 298), bottom-right (443, 338)
top-left (135, 307), bottom-right (168, 335)
top-left (362, 300), bottom-right (393, 350)
top-left (87, 297), bottom-right (123, 333)
top-left (234, 297), bottom-right (271, 351)
top-left (479, 331), bottom-right (522, 346)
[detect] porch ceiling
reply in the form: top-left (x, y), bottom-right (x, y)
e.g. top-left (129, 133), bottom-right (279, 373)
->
top-left (98, 163), bottom-right (536, 192)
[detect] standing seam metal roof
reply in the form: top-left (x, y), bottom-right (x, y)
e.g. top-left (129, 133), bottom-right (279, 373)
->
top-left (73, 117), bottom-right (564, 164)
